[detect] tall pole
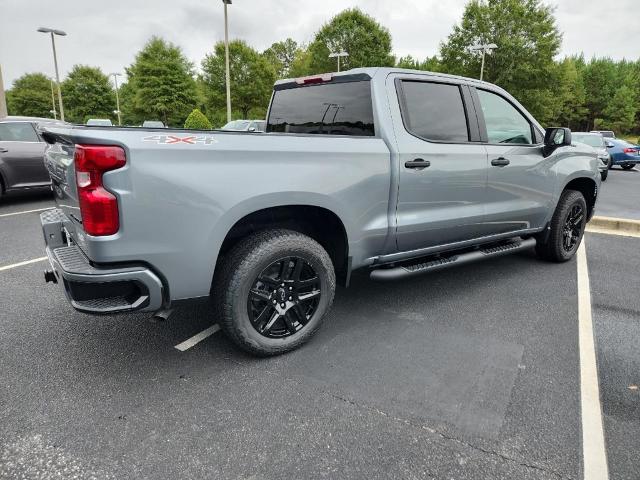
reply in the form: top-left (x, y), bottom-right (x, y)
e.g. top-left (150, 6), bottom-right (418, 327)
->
top-left (111, 73), bottom-right (122, 126)
top-left (470, 43), bottom-right (497, 82)
top-left (479, 50), bottom-right (486, 82)
top-left (0, 64), bottom-right (7, 119)
top-left (223, 1), bottom-right (232, 123)
top-left (49, 78), bottom-right (57, 119)
top-left (49, 32), bottom-right (65, 121)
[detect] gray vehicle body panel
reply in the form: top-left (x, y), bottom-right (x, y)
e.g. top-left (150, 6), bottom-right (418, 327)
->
top-left (40, 67), bottom-right (600, 306)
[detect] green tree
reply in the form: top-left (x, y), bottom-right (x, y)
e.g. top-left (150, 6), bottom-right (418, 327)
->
top-left (124, 37), bottom-right (198, 127)
top-left (184, 108), bottom-right (212, 129)
top-left (307, 8), bottom-right (395, 73)
top-left (263, 38), bottom-right (299, 78)
top-left (582, 58), bottom-right (617, 130)
top-left (553, 57), bottom-right (588, 130)
top-left (601, 79), bottom-right (638, 134)
top-left (396, 55), bottom-right (441, 72)
top-left (439, 0), bottom-right (562, 123)
top-left (288, 48), bottom-right (313, 78)
top-left (201, 40), bottom-right (275, 119)
top-left (61, 65), bottom-right (115, 123)
top-left (6, 73), bottom-right (54, 118)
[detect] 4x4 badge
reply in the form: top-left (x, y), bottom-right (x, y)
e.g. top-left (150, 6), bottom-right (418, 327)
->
top-left (142, 135), bottom-right (218, 145)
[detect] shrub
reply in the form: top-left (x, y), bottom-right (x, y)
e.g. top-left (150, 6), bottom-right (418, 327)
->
top-left (184, 108), bottom-right (212, 130)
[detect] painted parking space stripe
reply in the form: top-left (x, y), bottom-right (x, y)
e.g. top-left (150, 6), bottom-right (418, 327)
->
top-left (0, 257), bottom-right (48, 272)
top-left (174, 324), bottom-right (221, 351)
top-left (0, 207), bottom-right (54, 218)
top-left (577, 239), bottom-right (609, 480)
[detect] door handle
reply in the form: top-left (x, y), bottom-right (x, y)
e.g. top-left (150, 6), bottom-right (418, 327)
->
top-left (405, 158), bottom-right (431, 170)
top-left (0, 148), bottom-right (8, 153)
top-left (491, 157), bottom-right (510, 166)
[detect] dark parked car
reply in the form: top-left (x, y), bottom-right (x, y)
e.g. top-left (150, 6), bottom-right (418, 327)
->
top-left (606, 138), bottom-right (640, 170)
top-left (0, 116), bottom-right (65, 200)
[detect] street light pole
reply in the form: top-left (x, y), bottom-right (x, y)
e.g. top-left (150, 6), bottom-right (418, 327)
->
top-left (0, 64), bottom-right (7, 119)
top-left (38, 27), bottom-right (67, 121)
top-left (222, 0), bottom-right (232, 123)
top-left (49, 78), bottom-right (57, 119)
top-left (470, 43), bottom-right (497, 81)
top-left (110, 73), bottom-right (122, 125)
top-left (328, 51), bottom-right (349, 72)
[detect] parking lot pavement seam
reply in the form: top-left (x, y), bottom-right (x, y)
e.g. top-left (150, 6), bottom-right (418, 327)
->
top-left (243, 359), bottom-right (574, 479)
top-left (0, 207), bottom-right (54, 218)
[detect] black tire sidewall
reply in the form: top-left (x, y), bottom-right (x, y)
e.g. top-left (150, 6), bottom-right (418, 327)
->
top-left (220, 231), bottom-right (336, 355)
top-left (548, 191), bottom-right (587, 261)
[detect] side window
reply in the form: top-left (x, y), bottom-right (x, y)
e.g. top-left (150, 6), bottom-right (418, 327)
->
top-left (0, 122), bottom-right (39, 142)
top-left (477, 90), bottom-right (533, 144)
top-left (400, 81), bottom-right (469, 142)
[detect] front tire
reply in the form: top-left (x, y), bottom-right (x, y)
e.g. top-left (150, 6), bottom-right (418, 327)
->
top-left (601, 169), bottom-right (608, 181)
top-left (536, 190), bottom-right (587, 262)
top-left (213, 229), bottom-right (336, 356)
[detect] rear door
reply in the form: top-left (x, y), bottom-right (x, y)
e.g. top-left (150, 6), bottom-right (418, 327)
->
top-left (472, 88), bottom-right (554, 235)
top-left (390, 76), bottom-right (488, 251)
top-left (0, 122), bottom-right (49, 189)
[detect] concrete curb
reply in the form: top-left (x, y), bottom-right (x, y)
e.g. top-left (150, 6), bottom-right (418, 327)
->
top-left (589, 216), bottom-right (640, 233)
top-left (587, 216), bottom-right (640, 238)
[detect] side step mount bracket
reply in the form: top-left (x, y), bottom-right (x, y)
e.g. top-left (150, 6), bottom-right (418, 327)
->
top-left (370, 237), bottom-right (536, 281)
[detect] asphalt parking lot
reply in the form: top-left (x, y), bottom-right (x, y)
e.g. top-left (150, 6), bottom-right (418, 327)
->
top-left (1, 168), bottom-right (639, 479)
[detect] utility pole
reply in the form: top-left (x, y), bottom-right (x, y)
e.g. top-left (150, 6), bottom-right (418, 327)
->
top-left (328, 51), bottom-right (349, 72)
top-left (49, 78), bottom-right (57, 119)
top-left (222, 0), bottom-right (232, 123)
top-left (110, 72), bottom-right (122, 125)
top-left (0, 64), bottom-right (7, 118)
top-left (38, 27), bottom-right (67, 121)
top-left (470, 43), bottom-right (497, 81)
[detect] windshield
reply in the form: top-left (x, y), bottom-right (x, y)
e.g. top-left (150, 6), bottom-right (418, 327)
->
top-left (222, 120), bottom-right (251, 130)
top-left (573, 134), bottom-right (604, 148)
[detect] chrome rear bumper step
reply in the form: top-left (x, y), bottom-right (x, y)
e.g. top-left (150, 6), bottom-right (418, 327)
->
top-left (370, 237), bottom-right (536, 281)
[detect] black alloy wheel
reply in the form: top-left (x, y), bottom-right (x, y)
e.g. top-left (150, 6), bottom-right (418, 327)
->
top-left (247, 257), bottom-right (321, 338)
top-left (562, 204), bottom-right (585, 253)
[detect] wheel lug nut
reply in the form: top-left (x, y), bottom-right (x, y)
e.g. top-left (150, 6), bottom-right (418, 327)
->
top-left (281, 283), bottom-right (285, 287)
top-left (280, 303), bottom-right (286, 308)
top-left (289, 287), bottom-right (292, 290)
top-left (272, 300), bottom-right (277, 304)
top-left (288, 296), bottom-right (292, 300)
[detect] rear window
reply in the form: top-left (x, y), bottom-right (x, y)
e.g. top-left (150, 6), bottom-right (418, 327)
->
top-left (267, 81), bottom-right (375, 136)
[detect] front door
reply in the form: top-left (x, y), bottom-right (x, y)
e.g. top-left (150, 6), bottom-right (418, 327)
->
top-left (472, 88), bottom-right (554, 235)
top-left (391, 78), bottom-right (488, 252)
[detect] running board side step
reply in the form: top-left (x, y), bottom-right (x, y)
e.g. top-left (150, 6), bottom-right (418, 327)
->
top-left (370, 237), bottom-right (536, 281)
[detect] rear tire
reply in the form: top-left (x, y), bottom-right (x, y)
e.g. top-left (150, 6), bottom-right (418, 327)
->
top-left (536, 190), bottom-right (587, 262)
top-left (213, 229), bottom-right (336, 356)
top-left (600, 170), bottom-right (608, 181)
top-left (622, 164), bottom-right (635, 170)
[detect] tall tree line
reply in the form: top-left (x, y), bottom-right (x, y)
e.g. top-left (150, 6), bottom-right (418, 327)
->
top-left (6, 2), bottom-right (640, 134)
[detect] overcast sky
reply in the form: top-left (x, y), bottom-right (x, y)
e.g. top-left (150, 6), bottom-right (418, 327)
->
top-left (1, 0), bottom-right (639, 88)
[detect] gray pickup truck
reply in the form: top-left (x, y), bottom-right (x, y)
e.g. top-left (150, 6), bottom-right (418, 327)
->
top-left (39, 67), bottom-right (600, 355)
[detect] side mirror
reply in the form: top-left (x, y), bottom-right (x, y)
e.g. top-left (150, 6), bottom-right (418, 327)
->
top-left (248, 127), bottom-right (256, 132)
top-left (544, 127), bottom-right (572, 147)
top-left (606, 142), bottom-right (614, 148)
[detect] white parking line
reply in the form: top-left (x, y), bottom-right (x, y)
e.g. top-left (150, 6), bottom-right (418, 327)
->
top-left (174, 324), bottom-right (221, 351)
top-left (0, 257), bottom-right (48, 272)
top-left (0, 207), bottom-right (54, 218)
top-left (577, 240), bottom-right (609, 480)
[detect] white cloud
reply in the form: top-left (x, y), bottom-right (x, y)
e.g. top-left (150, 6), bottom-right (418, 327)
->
top-left (1, 0), bottom-right (638, 87)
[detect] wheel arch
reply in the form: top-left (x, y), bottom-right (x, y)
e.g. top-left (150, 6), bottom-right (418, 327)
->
top-left (562, 176), bottom-right (598, 221)
top-left (212, 204), bottom-right (351, 289)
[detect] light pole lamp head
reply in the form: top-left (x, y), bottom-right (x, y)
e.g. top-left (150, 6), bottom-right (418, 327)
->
top-left (222, 0), bottom-right (232, 4)
top-left (38, 27), bottom-right (67, 36)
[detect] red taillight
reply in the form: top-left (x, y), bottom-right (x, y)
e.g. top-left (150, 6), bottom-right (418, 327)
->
top-left (623, 148), bottom-right (637, 153)
top-left (74, 145), bottom-right (126, 236)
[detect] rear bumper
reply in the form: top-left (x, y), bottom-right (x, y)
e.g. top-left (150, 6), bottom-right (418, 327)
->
top-left (41, 209), bottom-right (164, 314)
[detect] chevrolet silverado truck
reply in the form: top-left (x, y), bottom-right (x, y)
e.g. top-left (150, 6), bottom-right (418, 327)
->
top-left (39, 68), bottom-right (600, 355)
